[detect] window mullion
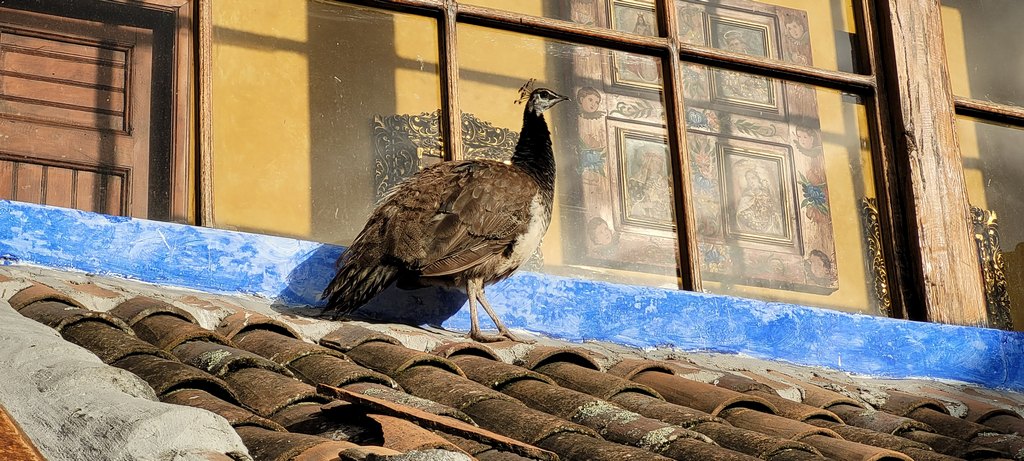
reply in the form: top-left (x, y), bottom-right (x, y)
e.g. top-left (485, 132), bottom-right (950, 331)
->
top-left (877, 0), bottom-right (987, 325)
top-left (656, 0), bottom-right (701, 291)
top-left (439, 0), bottom-right (462, 161)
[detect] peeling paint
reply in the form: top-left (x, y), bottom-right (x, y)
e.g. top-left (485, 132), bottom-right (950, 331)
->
top-left (3, 201), bottom-right (1024, 390)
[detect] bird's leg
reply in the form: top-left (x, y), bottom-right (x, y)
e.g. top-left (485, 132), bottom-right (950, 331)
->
top-left (476, 281), bottom-right (534, 344)
top-left (466, 279), bottom-right (508, 343)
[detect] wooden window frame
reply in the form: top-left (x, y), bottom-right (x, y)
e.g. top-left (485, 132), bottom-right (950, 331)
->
top-left (195, 0), bottom-right (992, 325)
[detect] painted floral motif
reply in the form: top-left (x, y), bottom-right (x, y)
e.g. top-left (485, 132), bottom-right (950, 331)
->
top-left (798, 172), bottom-right (830, 223)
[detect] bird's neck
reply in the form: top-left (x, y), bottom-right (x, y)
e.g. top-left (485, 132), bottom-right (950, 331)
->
top-left (511, 109), bottom-right (556, 195)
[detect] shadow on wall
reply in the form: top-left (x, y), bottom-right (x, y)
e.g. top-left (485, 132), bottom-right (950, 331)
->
top-left (274, 244), bottom-right (467, 327)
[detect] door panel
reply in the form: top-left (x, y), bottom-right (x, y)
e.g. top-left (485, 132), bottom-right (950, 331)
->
top-left (0, 1), bottom-right (191, 222)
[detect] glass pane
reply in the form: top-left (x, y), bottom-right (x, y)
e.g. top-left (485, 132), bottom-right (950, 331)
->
top-left (458, 24), bottom-right (681, 288)
top-left (463, 0), bottom-right (662, 37)
top-left (942, 1), bottom-right (1024, 107)
top-left (957, 116), bottom-right (1024, 329)
top-left (682, 63), bottom-right (882, 314)
top-left (210, 1), bottom-right (442, 244)
top-left (677, 0), bottom-right (861, 73)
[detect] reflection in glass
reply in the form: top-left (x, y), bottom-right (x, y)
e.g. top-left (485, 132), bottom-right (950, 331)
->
top-left (462, 0), bottom-right (662, 37)
top-left (676, 0), bottom-right (861, 73)
top-left (957, 116), bottom-right (1024, 329)
top-left (941, 1), bottom-right (1024, 106)
top-left (210, 1), bottom-right (441, 244)
top-left (457, 25), bottom-right (680, 288)
top-left (683, 63), bottom-right (881, 314)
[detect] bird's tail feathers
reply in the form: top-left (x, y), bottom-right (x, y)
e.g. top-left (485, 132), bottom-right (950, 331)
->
top-left (321, 257), bottom-right (398, 318)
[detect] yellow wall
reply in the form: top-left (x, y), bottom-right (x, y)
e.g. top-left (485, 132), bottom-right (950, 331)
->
top-left (211, 1), bottom-right (312, 237)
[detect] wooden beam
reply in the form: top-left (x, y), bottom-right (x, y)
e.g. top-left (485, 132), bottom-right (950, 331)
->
top-left (876, 0), bottom-right (986, 325)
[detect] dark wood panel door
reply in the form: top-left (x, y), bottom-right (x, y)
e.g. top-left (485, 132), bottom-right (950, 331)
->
top-left (0, 1), bottom-right (192, 221)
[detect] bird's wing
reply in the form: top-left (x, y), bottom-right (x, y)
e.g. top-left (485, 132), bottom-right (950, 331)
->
top-left (379, 160), bottom-right (538, 277)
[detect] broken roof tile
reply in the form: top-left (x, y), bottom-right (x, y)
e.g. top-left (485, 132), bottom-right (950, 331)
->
top-left (341, 382), bottom-right (474, 423)
top-left (799, 433), bottom-right (914, 461)
top-left (321, 384), bottom-right (556, 461)
top-left (233, 425), bottom-right (395, 461)
top-left (369, 413), bottom-right (468, 455)
top-left (221, 367), bottom-right (329, 418)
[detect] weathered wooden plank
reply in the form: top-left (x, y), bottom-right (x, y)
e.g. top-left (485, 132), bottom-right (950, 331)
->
top-left (877, 0), bottom-right (986, 325)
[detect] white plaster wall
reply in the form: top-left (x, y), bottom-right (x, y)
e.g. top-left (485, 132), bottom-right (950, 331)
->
top-left (0, 299), bottom-right (251, 461)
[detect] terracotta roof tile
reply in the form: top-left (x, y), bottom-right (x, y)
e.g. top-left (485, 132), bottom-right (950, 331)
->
top-left (221, 367), bottom-right (329, 418)
top-left (532, 361), bottom-right (663, 401)
top-left (319, 323), bottom-right (403, 352)
top-left (432, 341), bottom-right (501, 361)
top-left (234, 329), bottom-right (343, 364)
top-left (131, 313), bottom-right (230, 350)
top-left (720, 407), bottom-right (838, 440)
top-left (628, 369), bottom-right (779, 416)
top-left (289, 353), bottom-right (397, 389)
top-left (61, 320), bottom-right (173, 363)
top-left (19, 300), bottom-right (131, 334)
top-left (518, 346), bottom-right (606, 371)
top-left (900, 428), bottom-right (1005, 459)
top-left (162, 388), bottom-right (285, 431)
top-left (111, 352), bottom-right (239, 402)
top-left (8, 264), bottom-right (1024, 461)
top-left (217, 310), bottom-right (303, 341)
top-left (8, 282), bottom-right (86, 311)
top-left (829, 403), bottom-right (935, 434)
top-left (110, 296), bottom-right (198, 326)
top-left (171, 341), bottom-right (293, 377)
top-left (341, 340), bottom-right (465, 377)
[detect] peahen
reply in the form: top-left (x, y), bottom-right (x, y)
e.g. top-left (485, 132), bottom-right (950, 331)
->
top-left (321, 81), bottom-right (569, 342)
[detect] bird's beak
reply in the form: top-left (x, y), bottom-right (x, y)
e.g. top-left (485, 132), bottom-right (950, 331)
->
top-left (557, 93), bottom-right (571, 102)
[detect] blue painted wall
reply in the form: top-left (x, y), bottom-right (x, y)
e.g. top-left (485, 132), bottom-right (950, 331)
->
top-left (2, 200), bottom-right (1023, 390)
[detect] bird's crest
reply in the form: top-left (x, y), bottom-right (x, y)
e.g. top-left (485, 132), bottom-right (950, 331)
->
top-left (515, 79), bottom-right (536, 105)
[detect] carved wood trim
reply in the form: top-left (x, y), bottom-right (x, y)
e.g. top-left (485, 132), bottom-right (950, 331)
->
top-left (971, 206), bottom-right (1014, 330)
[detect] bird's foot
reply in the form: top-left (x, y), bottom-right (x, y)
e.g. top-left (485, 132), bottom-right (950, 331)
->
top-left (468, 328), bottom-right (535, 344)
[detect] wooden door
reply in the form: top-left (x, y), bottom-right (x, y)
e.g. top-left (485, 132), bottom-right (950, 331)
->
top-left (0, 0), bottom-right (192, 221)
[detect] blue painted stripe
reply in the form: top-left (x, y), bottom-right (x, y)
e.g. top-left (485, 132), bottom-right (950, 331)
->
top-left (2, 199), bottom-right (1023, 390)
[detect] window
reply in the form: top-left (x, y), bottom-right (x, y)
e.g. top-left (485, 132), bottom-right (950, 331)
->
top-left (941, 0), bottom-right (1024, 329)
top-left (0, 0), bottom-right (999, 326)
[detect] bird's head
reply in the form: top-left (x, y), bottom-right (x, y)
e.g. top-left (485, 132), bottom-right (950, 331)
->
top-left (516, 79), bottom-right (569, 115)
